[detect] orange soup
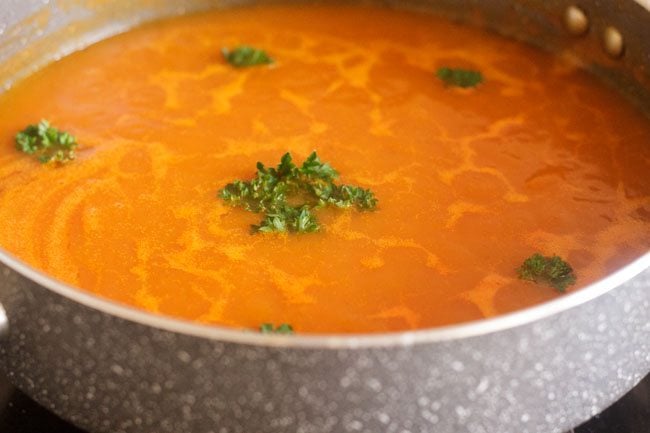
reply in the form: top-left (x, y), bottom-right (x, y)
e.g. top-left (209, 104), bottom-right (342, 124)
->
top-left (0, 5), bottom-right (648, 333)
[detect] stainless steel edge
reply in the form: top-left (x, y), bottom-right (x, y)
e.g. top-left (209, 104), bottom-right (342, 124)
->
top-left (0, 302), bottom-right (7, 340)
top-left (635, 0), bottom-right (650, 11)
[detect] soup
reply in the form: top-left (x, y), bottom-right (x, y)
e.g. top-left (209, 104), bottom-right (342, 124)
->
top-left (0, 4), bottom-right (648, 334)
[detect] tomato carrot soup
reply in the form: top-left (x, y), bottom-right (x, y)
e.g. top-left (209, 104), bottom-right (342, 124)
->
top-left (0, 5), bottom-right (648, 334)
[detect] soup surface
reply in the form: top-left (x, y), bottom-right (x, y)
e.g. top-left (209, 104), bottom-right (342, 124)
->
top-left (0, 5), bottom-right (649, 333)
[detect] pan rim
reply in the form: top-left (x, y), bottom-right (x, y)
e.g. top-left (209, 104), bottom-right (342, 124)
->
top-left (0, 246), bottom-right (648, 349)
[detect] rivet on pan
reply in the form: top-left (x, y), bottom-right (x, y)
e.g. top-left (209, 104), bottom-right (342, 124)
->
top-left (602, 26), bottom-right (625, 58)
top-left (564, 6), bottom-right (589, 36)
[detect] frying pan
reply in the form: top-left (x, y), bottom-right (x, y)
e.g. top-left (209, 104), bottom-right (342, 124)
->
top-left (0, 1), bottom-right (649, 432)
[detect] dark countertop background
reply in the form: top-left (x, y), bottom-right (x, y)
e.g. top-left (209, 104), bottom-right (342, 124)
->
top-left (0, 373), bottom-right (647, 432)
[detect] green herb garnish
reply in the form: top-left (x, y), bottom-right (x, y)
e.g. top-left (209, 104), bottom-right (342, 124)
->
top-left (436, 67), bottom-right (484, 88)
top-left (517, 253), bottom-right (576, 292)
top-left (220, 152), bottom-right (378, 234)
top-left (222, 45), bottom-right (274, 68)
top-left (15, 120), bottom-right (78, 164)
top-left (260, 323), bottom-right (294, 334)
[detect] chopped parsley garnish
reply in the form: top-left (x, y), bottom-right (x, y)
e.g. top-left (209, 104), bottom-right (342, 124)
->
top-left (260, 323), bottom-right (294, 334)
top-left (517, 253), bottom-right (576, 292)
top-left (222, 45), bottom-right (274, 68)
top-left (436, 67), bottom-right (484, 88)
top-left (219, 152), bottom-right (378, 234)
top-left (15, 120), bottom-right (78, 164)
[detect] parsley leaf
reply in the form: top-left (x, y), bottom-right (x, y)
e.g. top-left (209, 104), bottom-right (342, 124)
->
top-left (219, 152), bottom-right (378, 234)
top-left (517, 253), bottom-right (576, 292)
top-left (222, 46), bottom-right (274, 68)
top-left (15, 120), bottom-right (78, 164)
top-left (436, 67), bottom-right (484, 88)
top-left (260, 323), bottom-right (294, 334)
top-left (318, 184), bottom-right (378, 209)
top-left (300, 151), bottom-right (338, 181)
top-left (255, 205), bottom-right (319, 234)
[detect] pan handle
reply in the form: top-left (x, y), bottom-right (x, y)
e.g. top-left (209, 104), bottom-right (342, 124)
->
top-left (0, 302), bottom-right (7, 339)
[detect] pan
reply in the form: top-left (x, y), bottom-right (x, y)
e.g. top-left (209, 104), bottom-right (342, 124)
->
top-left (0, 1), bottom-right (648, 432)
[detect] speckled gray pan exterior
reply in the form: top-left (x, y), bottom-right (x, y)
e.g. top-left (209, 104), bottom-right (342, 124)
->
top-left (1, 261), bottom-right (649, 433)
top-left (0, 1), bottom-right (649, 433)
